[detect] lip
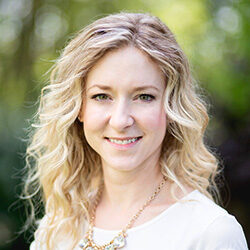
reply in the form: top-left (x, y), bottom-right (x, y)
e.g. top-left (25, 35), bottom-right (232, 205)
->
top-left (105, 136), bottom-right (142, 140)
top-left (104, 136), bottom-right (143, 149)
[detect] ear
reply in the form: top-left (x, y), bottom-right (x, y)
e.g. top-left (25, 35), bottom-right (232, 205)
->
top-left (78, 105), bottom-right (83, 122)
top-left (78, 115), bottom-right (82, 122)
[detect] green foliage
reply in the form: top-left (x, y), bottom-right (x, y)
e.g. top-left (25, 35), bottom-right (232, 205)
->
top-left (0, 0), bottom-right (249, 249)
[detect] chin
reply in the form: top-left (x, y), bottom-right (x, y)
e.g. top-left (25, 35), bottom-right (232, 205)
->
top-left (102, 158), bottom-right (141, 172)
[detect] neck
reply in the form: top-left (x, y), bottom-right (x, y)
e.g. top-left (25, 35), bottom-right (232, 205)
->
top-left (99, 161), bottom-right (164, 211)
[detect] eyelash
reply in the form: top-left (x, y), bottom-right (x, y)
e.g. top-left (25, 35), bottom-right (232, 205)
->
top-left (91, 93), bottom-right (109, 101)
top-left (91, 93), bottom-right (155, 102)
top-left (138, 94), bottom-right (155, 102)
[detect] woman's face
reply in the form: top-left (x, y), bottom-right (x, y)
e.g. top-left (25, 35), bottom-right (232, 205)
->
top-left (80, 46), bottom-right (167, 172)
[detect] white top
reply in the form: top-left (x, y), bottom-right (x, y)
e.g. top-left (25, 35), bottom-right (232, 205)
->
top-left (30, 190), bottom-right (248, 249)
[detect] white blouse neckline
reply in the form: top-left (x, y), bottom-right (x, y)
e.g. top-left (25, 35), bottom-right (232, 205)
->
top-left (93, 189), bottom-right (200, 234)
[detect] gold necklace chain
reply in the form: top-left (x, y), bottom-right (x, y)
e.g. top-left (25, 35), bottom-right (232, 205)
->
top-left (78, 176), bottom-right (167, 250)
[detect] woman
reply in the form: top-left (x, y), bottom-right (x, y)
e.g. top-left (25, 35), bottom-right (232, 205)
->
top-left (25, 12), bottom-right (248, 249)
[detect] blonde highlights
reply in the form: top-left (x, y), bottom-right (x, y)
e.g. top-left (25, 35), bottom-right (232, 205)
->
top-left (23, 12), bottom-right (221, 249)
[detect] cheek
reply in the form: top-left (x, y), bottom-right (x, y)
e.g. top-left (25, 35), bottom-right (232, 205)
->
top-left (83, 104), bottom-right (108, 128)
top-left (138, 107), bottom-right (167, 131)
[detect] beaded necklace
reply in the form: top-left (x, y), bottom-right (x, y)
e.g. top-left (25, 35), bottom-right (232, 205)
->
top-left (78, 176), bottom-right (167, 250)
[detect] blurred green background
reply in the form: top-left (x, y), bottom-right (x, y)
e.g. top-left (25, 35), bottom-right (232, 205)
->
top-left (0, 0), bottom-right (249, 249)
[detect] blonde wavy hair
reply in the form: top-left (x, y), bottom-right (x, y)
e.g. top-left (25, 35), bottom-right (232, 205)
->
top-left (23, 12), bottom-right (221, 249)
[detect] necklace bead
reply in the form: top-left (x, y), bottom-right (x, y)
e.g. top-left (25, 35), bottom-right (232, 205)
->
top-left (78, 238), bottom-right (89, 248)
top-left (104, 245), bottom-right (114, 250)
top-left (113, 235), bottom-right (125, 248)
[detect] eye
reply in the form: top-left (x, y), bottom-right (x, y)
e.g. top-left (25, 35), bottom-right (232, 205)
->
top-left (91, 93), bottom-right (110, 101)
top-left (138, 94), bottom-right (155, 102)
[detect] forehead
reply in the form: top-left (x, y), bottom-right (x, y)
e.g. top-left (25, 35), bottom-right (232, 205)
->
top-left (85, 46), bottom-right (165, 90)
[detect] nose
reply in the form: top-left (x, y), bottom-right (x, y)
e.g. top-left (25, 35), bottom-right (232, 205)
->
top-left (109, 98), bottom-right (134, 131)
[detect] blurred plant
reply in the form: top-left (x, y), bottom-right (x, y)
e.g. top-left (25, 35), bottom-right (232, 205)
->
top-left (0, 0), bottom-right (249, 249)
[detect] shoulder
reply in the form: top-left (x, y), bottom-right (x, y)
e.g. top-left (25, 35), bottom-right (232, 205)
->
top-left (29, 215), bottom-right (48, 250)
top-left (182, 190), bottom-right (248, 249)
top-left (29, 215), bottom-right (80, 250)
top-left (30, 240), bottom-right (35, 250)
top-left (184, 190), bottom-right (228, 219)
top-left (195, 215), bottom-right (248, 249)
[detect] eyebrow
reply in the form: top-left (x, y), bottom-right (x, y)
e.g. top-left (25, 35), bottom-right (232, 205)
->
top-left (86, 84), bottom-right (160, 92)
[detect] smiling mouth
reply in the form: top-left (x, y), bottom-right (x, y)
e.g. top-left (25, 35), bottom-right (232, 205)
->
top-left (105, 136), bottom-right (142, 145)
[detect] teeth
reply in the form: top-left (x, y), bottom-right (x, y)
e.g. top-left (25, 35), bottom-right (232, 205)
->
top-left (108, 137), bottom-right (139, 145)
